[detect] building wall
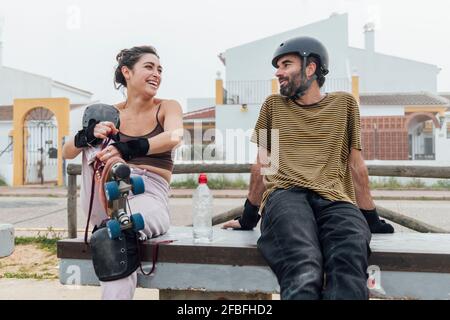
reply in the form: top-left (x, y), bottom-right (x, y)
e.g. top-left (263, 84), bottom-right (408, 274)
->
top-left (0, 61), bottom-right (92, 185)
top-left (360, 105), bottom-right (404, 117)
top-left (223, 13), bottom-right (438, 96)
top-left (187, 98), bottom-right (215, 113)
top-left (0, 67), bottom-right (52, 105)
top-left (0, 121), bottom-right (13, 185)
top-left (361, 116), bottom-right (409, 160)
top-left (0, 67), bottom-right (92, 106)
top-left (216, 103), bottom-right (450, 164)
top-left (434, 120), bottom-right (450, 162)
top-left (349, 48), bottom-right (439, 93)
top-left (215, 104), bottom-right (261, 163)
top-left (51, 84), bottom-right (92, 105)
top-left (224, 13), bottom-right (350, 83)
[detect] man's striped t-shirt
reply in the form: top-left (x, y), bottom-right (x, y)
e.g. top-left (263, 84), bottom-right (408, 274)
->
top-left (251, 92), bottom-right (362, 212)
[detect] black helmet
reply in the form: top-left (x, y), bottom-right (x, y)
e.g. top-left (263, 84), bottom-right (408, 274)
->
top-left (272, 36), bottom-right (329, 76)
top-left (272, 36), bottom-right (329, 99)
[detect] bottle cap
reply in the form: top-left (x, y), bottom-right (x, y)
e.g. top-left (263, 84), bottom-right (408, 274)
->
top-left (198, 173), bottom-right (208, 184)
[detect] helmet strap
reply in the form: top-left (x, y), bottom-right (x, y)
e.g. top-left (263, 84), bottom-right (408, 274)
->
top-left (290, 58), bottom-right (317, 100)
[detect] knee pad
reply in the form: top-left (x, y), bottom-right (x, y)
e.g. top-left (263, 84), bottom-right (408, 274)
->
top-left (90, 226), bottom-right (139, 282)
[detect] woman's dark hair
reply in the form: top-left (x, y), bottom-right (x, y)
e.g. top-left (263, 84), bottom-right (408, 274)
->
top-left (114, 45), bottom-right (160, 89)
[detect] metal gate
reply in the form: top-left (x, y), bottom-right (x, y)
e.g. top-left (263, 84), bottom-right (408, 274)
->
top-left (23, 108), bottom-right (58, 185)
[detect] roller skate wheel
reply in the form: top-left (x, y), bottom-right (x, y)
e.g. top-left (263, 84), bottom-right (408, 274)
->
top-left (130, 176), bottom-right (145, 195)
top-left (105, 181), bottom-right (120, 201)
top-left (107, 220), bottom-right (122, 240)
top-left (131, 213), bottom-right (145, 232)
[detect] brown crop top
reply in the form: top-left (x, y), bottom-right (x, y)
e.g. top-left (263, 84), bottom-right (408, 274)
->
top-left (118, 104), bottom-right (174, 172)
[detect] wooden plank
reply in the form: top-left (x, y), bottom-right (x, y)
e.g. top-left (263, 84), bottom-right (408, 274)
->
top-left (377, 205), bottom-right (448, 233)
top-left (67, 174), bottom-right (77, 239)
top-left (57, 240), bottom-right (266, 265)
top-left (67, 163), bottom-right (252, 175)
top-left (67, 163), bottom-right (450, 178)
top-left (57, 227), bottom-right (450, 273)
top-left (369, 252), bottom-right (450, 273)
top-left (67, 164), bottom-right (82, 175)
top-left (57, 240), bottom-right (450, 273)
top-left (368, 165), bottom-right (450, 179)
top-left (159, 290), bottom-right (272, 300)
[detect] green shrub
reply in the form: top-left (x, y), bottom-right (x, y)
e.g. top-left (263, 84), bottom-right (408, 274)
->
top-left (171, 175), bottom-right (249, 190)
top-left (432, 180), bottom-right (450, 189)
top-left (405, 178), bottom-right (426, 188)
top-left (15, 236), bottom-right (60, 255)
top-left (370, 177), bottom-right (402, 189)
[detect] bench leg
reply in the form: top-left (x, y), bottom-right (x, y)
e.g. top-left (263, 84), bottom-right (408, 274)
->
top-left (159, 289), bottom-right (272, 300)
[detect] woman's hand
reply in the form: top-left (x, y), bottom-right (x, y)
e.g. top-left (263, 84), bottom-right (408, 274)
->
top-left (96, 145), bottom-right (121, 162)
top-left (93, 121), bottom-right (119, 140)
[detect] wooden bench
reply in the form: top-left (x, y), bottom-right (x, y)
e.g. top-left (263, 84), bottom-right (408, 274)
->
top-left (57, 226), bottom-right (450, 300)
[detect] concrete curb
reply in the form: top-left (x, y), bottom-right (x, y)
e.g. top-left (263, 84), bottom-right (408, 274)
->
top-left (0, 224), bottom-right (14, 258)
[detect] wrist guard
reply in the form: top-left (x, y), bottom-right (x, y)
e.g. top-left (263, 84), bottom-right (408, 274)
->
top-left (112, 138), bottom-right (150, 161)
top-left (74, 119), bottom-right (102, 148)
top-left (360, 207), bottom-right (394, 234)
top-left (234, 198), bottom-right (261, 230)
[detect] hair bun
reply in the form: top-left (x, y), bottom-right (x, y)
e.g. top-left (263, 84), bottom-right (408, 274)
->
top-left (116, 49), bottom-right (127, 63)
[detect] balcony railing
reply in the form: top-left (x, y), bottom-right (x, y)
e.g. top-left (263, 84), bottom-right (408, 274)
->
top-left (224, 80), bottom-right (272, 105)
top-left (414, 153), bottom-right (436, 160)
top-left (221, 78), bottom-right (352, 105)
top-left (321, 77), bottom-right (352, 93)
top-left (173, 144), bottom-right (225, 162)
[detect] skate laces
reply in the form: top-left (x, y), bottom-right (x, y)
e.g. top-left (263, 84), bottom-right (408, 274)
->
top-left (84, 137), bottom-right (113, 245)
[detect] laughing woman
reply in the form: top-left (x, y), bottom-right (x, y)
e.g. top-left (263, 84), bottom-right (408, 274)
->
top-left (62, 46), bottom-right (183, 299)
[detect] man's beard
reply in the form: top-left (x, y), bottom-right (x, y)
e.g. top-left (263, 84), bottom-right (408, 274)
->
top-left (279, 73), bottom-right (302, 97)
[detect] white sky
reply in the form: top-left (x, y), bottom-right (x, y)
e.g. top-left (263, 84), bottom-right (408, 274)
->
top-left (0, 0), bottom-right (449, 110)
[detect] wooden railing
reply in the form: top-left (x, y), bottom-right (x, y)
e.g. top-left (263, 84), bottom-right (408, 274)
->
top-left (66, 164), bottom-right (450, 238)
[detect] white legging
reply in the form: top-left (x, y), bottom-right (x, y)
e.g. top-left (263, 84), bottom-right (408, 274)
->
top-left (80, 146), bottom-right (170, 299)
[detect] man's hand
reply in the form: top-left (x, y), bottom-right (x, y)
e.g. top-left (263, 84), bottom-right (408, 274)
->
top-left (361, 207), bottom-right (394, 234)
top-left (222, 199), bottom-right (261, 230)
top-left (222, 218), bottom-right (242, 230)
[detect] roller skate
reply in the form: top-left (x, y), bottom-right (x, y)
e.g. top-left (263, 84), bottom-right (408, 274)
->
top-left (99, 157), bottom-right (146, 240)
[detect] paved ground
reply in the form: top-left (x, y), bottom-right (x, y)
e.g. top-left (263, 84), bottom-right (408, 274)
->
top-left (0, 196), bottom-right (244, 237)
top-left (1, 193), bottom-right (450, 235)
top-left (0, 279), bottom-right (159, 300)
top-left (3, 197), bottom-right (450, 237)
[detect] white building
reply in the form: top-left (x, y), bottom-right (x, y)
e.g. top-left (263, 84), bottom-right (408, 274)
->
top-left (186, 13), bottom-right (450, 168)
top-left (221, 13), bottom-right (439, 97)
top-left (0, 23), bottom-right (93, 185)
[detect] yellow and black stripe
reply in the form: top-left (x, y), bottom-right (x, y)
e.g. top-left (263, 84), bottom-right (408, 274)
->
top-left (251, 92), bottom-right (362, 211)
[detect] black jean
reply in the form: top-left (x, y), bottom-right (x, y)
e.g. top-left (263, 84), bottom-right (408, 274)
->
top-left (257, 187), bottom-right (371, 300)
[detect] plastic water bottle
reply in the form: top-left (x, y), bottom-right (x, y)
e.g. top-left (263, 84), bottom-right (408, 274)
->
top-left (192, 173), bottom-right (213, 243)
